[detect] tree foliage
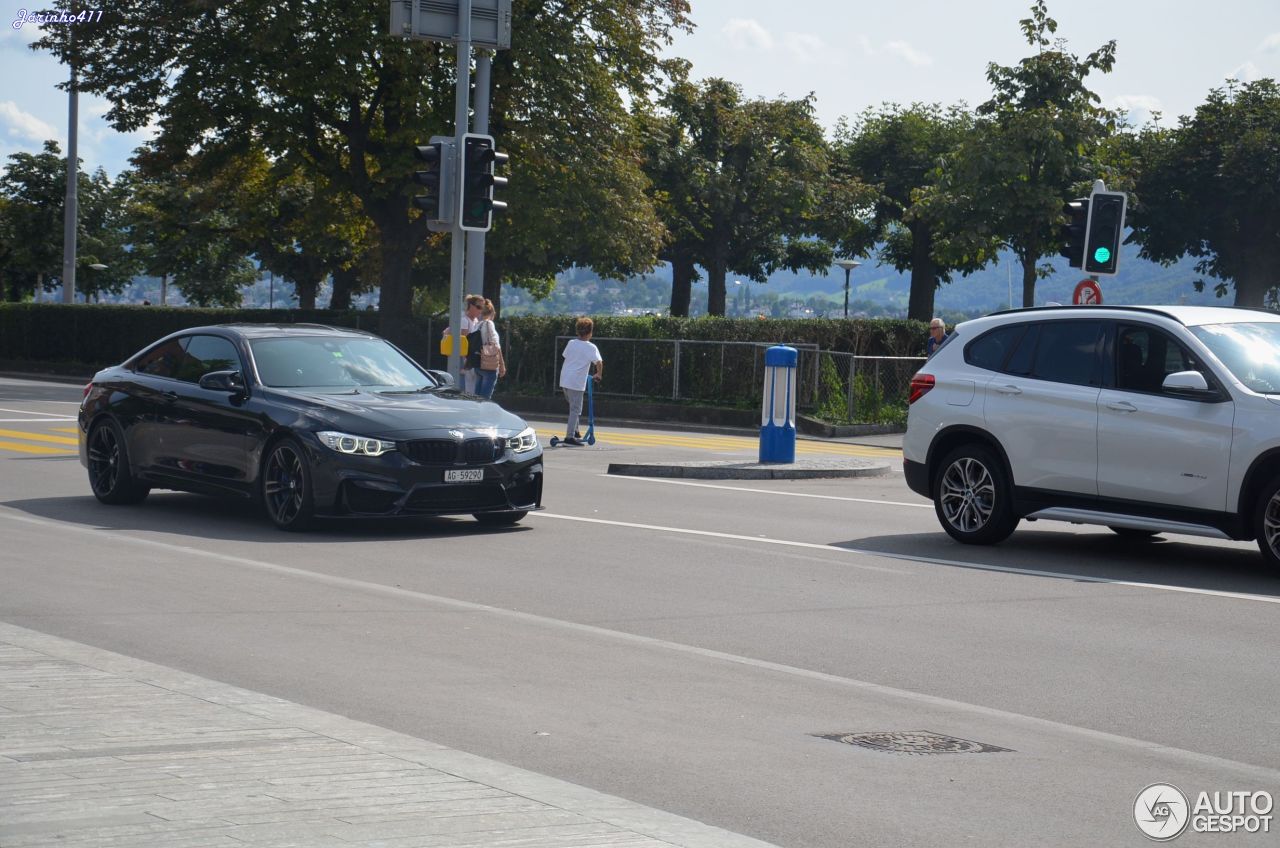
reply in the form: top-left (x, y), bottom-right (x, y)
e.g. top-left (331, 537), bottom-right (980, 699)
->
top-left (0, 140), bottom-right (139, 301)
top-left (638, 78), bottom-right (840, 316)
top-left (832, 103), bottom-right (995, 321)
top-left (1126, 79), bottom-right (1280, 306)
top-left (920, 0), bottom-right (1116, 307)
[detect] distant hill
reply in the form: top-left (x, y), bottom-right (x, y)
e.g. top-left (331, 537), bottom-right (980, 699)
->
top-left (517, 237), bottom-right (1229, 319)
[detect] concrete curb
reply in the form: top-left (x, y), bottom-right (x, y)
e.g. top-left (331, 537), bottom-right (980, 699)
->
top-left (607, 459), bottom-right (891, 480)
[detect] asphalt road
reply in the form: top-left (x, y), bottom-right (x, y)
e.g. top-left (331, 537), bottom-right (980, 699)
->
top-left (1, 376), bottom-right (1277, 847)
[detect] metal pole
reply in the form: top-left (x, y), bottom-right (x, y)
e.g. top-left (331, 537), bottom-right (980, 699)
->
top-left (843, 267), bottom-right (850, 318)
top-left (464, 52), bottom-right (491, 298)
top-left (446, 0), bottom-right (473, 381)
top-left (61, 64), bottom-right (78, 304)
top-left (268, 271), bottom-right (274, 309)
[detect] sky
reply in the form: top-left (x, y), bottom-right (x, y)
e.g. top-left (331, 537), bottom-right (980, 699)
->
top-left (1, 0), bottom-right (1278, 179)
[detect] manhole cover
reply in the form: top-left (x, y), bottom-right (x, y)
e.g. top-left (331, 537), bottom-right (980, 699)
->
top-left (814, 730), bottom-right (1012, 755)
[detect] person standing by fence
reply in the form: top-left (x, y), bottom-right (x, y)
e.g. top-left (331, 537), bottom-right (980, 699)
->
top-left (558, 317), bottom-right (602, 446)
top-left (473, 299), bottom-right (505, 399)
top-left (927, 318), bottom-right (948, 358)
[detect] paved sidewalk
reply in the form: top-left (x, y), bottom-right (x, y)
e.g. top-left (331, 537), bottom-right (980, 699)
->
top-left (0, 623), bottom-right (776, 848)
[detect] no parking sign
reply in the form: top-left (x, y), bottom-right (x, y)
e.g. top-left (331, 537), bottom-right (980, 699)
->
top-left (1073, 279), bottom-right (1103, 305)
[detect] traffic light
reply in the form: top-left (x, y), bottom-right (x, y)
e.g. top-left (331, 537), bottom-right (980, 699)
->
top-left (459, 133), bottom-right (509, 232)
top-left (412, 136), bottom-right (454, 224)
top-left (1059, 197), bottom-right (1089, 268)
top-left (1083, 190), bottom-right (1127, 276)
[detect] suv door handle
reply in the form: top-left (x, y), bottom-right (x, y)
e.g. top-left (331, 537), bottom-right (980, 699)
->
top-left (1106, 400), bottom-right (1137, 413)
top-left (994, 384), bottom-right (1022, 395)
top-left (161, 391), bottom-right (179, 403)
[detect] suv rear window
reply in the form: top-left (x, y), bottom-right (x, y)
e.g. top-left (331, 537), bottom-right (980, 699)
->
top-left (965, 324), bottom-right (1027, 372)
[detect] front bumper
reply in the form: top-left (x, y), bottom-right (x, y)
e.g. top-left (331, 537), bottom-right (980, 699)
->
top-left (303, 435), bottom-right (544, 517)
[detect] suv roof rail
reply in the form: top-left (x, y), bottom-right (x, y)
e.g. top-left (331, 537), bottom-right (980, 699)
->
top-left (984, 304), bottom-right (1278, 325)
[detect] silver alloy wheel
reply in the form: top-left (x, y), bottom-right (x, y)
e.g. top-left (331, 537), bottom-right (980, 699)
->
top-left (939, 456), bottom-right (996, 533)
top-left (1264, 490), bottom-right (1280, 559)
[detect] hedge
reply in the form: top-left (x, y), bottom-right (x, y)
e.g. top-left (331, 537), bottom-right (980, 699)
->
top-left (0, 304), bottom-right (928, 397)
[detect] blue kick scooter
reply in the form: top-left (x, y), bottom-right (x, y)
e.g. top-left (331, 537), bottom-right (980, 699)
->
top-left (549, 377), bottom-right (597, 446)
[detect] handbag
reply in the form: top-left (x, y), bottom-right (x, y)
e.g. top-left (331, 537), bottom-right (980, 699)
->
top-left (479, 320), bottom-right (502, 371)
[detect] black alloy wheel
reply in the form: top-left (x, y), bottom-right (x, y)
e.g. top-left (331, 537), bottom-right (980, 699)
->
top-left (87, 420), bottom-right (149, 505)
top-left (262, 438), bottom-right (314, 531)
top-left (934, 444), bottom-right (1018, 545)
top-left (474, 510), bottom-right (528, 526)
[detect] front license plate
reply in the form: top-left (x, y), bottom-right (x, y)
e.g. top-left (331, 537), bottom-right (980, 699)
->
top-left (444, 468), bottom-right (484, 482)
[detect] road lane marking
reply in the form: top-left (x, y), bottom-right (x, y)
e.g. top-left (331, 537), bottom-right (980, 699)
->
top-left (530, 512), bottom-right (1280, 606)
top-left (53, 427), bottom-right (79, 434)
top-left (0, 439), bottom-right (74, 456)
top-left (0, 406), bottom-right (75, 418)
top-left (0, 506), bottom-right (1275, 784)
top-left (0, 428), bottom-right (80, 445)
top-left (605, 475), bottom-right (932, 508)
top-left (0, 418), bottom-right (78, 422)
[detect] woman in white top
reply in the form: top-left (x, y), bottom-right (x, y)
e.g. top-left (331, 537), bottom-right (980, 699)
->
top-left (474, 300), bottom-right (505, 399)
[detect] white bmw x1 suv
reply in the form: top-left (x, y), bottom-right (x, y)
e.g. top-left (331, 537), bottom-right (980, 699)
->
top-left (903, 305), bottom-right (1280, 568)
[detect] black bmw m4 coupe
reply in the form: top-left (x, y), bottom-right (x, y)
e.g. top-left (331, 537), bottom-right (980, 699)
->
top-left (78, 324), bottom-right (543, 530)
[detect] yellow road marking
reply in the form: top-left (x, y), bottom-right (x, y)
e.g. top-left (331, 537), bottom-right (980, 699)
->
top-left (53, 427), bottom-right (79, 434)
top-left (0, 439), bottom-right (75, 456)
top-left (532, 428), bottom-right (901, 457)
top-left (0, 428), bottom-right (80, 446)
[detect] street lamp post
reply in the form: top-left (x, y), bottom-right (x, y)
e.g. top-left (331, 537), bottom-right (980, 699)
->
top-left (87, 263), bottom-right (106, 303)
top-left (835, 259), bottom-right (862, 318)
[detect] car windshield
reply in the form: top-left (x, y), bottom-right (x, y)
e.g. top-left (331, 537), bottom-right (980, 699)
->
top-left (250, 336), bottom-right (431, 390)
top-left (1190, 322), bottom-right (1280, 394)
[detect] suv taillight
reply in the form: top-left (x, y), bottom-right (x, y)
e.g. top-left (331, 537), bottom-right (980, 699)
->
top-left (908, 373), bottom-right (935, 404)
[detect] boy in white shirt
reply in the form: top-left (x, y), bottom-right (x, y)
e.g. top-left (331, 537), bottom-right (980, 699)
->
top-left (558, 317), bottom-right (603, 446)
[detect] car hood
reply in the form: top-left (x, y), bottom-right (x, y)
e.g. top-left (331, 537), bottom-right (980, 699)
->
top-left (272, 387), bottom-right (530, 437)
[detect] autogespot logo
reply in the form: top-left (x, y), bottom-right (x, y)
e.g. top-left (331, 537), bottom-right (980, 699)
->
top-left (1134, 783), bottom-right (1190, 841)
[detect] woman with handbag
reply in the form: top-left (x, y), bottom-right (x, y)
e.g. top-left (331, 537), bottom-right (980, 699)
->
top-left (474, 299), bottom-right (506, 399)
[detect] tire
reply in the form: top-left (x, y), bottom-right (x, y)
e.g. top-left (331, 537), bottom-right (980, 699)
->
top-left (261, 438), bottom-right (314, 531)
top-left (1108, 526), bottom-right (1160, 540)
top-left (86, 419), bottom-right (149, 505)
top-left (1254, 476), bottom-right (1280, 569)
top-left (474, 510), bottom-right (528, 526)
top-left (933, 444), bottom-right (1018, 545)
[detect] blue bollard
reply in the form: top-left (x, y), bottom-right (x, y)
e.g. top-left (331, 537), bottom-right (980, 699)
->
top-left (759, 345), bottom-right (797, 463)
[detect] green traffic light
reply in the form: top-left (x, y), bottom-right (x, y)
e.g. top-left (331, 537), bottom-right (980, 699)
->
top-left (1093, 246), bottom-right (1112, 264)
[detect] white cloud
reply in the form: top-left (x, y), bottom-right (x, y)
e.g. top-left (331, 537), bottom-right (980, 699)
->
top-left (884, 40), bottom-right (933, 67)
top-left (782, 33), bottom-right (842, 67)
top-left (1111, 95), bottom-right (1164, 127)
top-left (722, 18), bottom-right (773, 52)
top-left (1261, 33), bottom-right (1280, 53)
top-left (0, 100), bottom-right (59, 143)
top-left (1231, 61), bottom-right (1261, 82)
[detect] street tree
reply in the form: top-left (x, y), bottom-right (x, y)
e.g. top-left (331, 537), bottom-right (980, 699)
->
top-left (0, 140), bottom-right (138, 301)
top-left (832, 103), bottom-right (996, 321)
top-left (922, 1), bottom-right (1117, 307)
top-left (643, 78), bottom-right (838, 316)
top-left (1126, 79), bottom-right (1280, 306)
top-left (37, 0), bottom-right (689, 336)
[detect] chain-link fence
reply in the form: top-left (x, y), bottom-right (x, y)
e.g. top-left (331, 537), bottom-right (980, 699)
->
top-left (544, 336), bottom-right (924, 423)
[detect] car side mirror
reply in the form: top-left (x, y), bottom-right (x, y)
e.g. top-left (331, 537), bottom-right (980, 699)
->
top-left (199, 370), bottom-right (246, 394)
top-left (1163, 370), bottom-right (1215, 398)
top-left (427, 369), bottom-right (454, 387)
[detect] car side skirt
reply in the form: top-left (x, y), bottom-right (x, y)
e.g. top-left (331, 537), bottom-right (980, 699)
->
top-left (1012, 487), bottom-right (1249, 541)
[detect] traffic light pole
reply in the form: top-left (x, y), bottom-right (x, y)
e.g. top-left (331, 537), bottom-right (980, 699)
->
top-left (464, 53), bottom-right (491, 298)
top-left (445, 0), bottom-right (473, 381)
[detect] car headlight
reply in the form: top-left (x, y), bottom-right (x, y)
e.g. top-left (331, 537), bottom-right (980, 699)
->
top-left (506, 427), bottom-right (537, 453)
top-left (316, 431), bottom-right (397, 457)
